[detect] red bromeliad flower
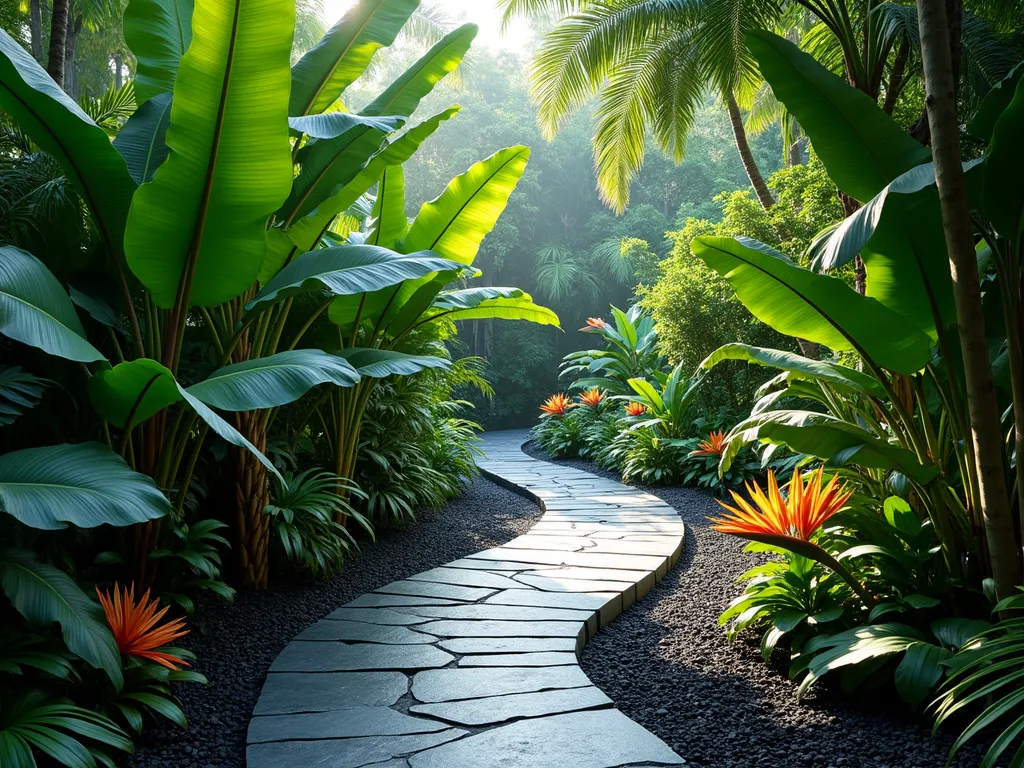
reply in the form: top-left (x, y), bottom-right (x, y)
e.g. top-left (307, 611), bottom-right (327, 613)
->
top-left (580, 317), bottom-right (608, 331)
top-left (578, 388), bottom-right (605, 407)
top-left (624, 401), bottom-right (647, 417)
top-left (691, 430), bottom-right (727, 456)
top-left (540, 393), bottom-right (572, 417)
top-left (709, 467), bottom-right (852, 542)
top-left (97, 583), bottom-right (189, 670)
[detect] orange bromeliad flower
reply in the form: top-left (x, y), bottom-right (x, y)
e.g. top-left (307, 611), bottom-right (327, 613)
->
top-left (709, 467), bottom-right (852, 542)
top-left (540, 393), bottom-right (572, 417)
top-left (624, 401), bottom-right (647, 417)
top-left (97, 583), bottom-right (189, 670)
top-left (581, 317), bottom-right (608, 331)
top-left (691, 430), bottom-right (727, 456)
top-left (578, 388), bottom-right (605, 407)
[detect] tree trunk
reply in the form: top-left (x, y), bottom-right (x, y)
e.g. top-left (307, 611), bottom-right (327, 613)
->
top-left (29, 0), bottom-right (44, 63)
top-left (725, 91), bottom-right (775, 211)
top-left (234, 416), bottom-right (271, 589)
top-left (46, 0), bottom-right (70, 87)
top-left (883, 38), bottom-right (910, 115)
top-left (917, 0), bottom-right (1022, 597)
top-left (114, 55), bottom-right (123, 89)
top-left (64, 15), bottom-right (81, 99)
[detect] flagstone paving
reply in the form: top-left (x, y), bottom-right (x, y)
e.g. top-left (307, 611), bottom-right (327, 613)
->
top-left (247, 429), bottom-right (686, 768)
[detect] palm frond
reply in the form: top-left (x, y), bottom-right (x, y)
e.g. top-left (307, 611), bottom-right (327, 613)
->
top-left (80, 80), bottom-right (136, 135)
top-left (293, 0), bottom-right (327, 61)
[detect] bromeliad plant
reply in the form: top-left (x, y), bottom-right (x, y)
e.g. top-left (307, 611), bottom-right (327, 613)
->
top-left (560, 304), bottom-right (665, 394)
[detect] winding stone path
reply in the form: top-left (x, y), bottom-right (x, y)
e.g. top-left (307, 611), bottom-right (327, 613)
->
top-left (247, 430), bottom-right (686, 767)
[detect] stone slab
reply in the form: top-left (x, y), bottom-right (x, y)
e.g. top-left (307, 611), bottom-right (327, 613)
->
top-left (295, 620), bottom-right (437, 644)
top-left (411, 665), bottom-right (592, 703)
top-left (407, 567), bottom-right (528, 591)
top-left (486, 588), bottom-right (616, 611)
top-left (271, 642), bottom-right (453, 672)
top-left (467, 547), bottom-right (666, 571)
top-left (408, 710), bottom-right (684, 768)
top-left (247, 729), bottom-right (467, 768)
top-left (253, 671), bottom-right (409, 715)
top-left (375, 579), bottom-right (496, 602)
top-left (409, 686), bottom-right (612, 726)
top-left (437, 637), bottom-right (578, 654)
top-left (248, 706), bottom-right (448, 743)
top-left (325, 607), bottom-right (434, 625)
top-left (514, 573), bottom-right (636, 594)
top-left (414, 619), bottom-right (583, 638)
top-left (388, 604), bottom-right (593, 622)
top-left (345, 593), bottom-right (466, 608)
top-left (457, 652), bottom-right (577, 667)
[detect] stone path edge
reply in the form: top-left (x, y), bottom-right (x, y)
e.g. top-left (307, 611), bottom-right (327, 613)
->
top-left (245, 429), bottom-right (687, 768)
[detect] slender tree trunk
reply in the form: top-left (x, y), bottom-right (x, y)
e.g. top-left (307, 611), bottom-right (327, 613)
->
top-left (64, 15), bottom-right (81, 99)
top-left (46, 0), bottom-right (70, 87)
top-left (883, 38), bottom-right (910, 115)
top-left (725, 91), bottom-right (774, 211)
top-left (234, 416), bottom-right (270, 589)
top-left (114, 55), bottom-right (123, 89)
top-left (917, 0), bottom-right (1022, 598)
top-left (29, 0), bottom-right (44, 63)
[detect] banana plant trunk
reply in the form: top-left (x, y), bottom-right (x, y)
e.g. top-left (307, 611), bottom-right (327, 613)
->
top-left (917, 0), bottom-right (1022, 598)
top-left (725, 91), bottom-right (774, 211)
top-left (234, 412), bottom-right (271, 589)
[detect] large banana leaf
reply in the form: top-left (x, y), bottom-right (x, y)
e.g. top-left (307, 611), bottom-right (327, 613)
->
top-left (0, 247), bottom-right (105, 363)
top-left (691, 237), bottom-right (933, 374)
top-left (279, 108), bottom-right (462, 289)
top-left (0, 366), bottom-right (49, 426)
top-left (123, 0), bottom-right (194, 104)
top-left (367, 165), bottom-right (408, 249)
top-left (362, 24), bottom-right (476, 118)
top-left (723, 409), bottom-right (940, 484)
top-left (88, 359), bottom-right (282, 480)
top-left (0, 442), bottom-right (169, 529)
top-left (332, 348), bottom-right (449, 378)
top-left (185, 350), bottom-right (359, 410)
top-left (982, 76), bottom-right (1024, 242)
top-left (0, 33), bottom-right (135, 259)
top-left (747, 31), bottom-right (930, 202)
top-left (124, 0), bottom-right (295, 308)
top-left (288, 112), bottom-right (402, 139)
top-left (0, 549), bottom-right (123, 688)
top-left (430, 294), bottom-right (560, 327)
top-left (701, 343), bottom-right (886, 397)
top-left (112, 92), bottom-right (172, 184)
top-left (968, 61), bottom-right (1024, 142)
top-left (433, 287), bottom-right (525, 308)
top-left (247, 246), bottom-right (463, 314)
top-left (289, 0), bottom-right (420, 117)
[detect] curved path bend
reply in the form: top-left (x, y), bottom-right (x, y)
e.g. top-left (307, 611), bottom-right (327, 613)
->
top-left (246, 430), bottom-right (687, 768)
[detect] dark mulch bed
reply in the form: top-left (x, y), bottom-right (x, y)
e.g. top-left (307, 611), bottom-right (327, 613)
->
top-left (522, 441), bottom-right (986, 768)
top-left (126, 477), bottom-right (541, 768)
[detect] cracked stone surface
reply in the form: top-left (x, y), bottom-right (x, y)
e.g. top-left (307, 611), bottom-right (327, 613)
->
top-left (248, 430), bottom-right (685, 766)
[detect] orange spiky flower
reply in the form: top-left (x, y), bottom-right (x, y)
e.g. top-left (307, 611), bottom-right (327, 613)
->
top-left (540, 393), bottom-right (572, 417)
top-left (581, 317), bottom-right (608, 331)
top-left (578, 388), bottom-right (605, 407)
top-left (97, 583), bottom-right (189, 670)
top-left (710, 467), bottom-right (851, 541)
top-left (624, 401), bottom-right (647, 417)
top-left (691, 430), bottom-right (727, 456)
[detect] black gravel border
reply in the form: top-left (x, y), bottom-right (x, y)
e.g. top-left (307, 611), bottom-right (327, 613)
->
top-left (521, 441), bottom-right (986, 768)
top-left (125, 477), bottom-right (541, 768)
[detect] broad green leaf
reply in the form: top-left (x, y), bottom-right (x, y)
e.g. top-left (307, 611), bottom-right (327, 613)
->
top-left (894, 641), bottom-right (950, 706)
top-left (627, 378), bottom-right (665, 411)
top-left (332, 348), bottom-right (449, 378)
top-left (288, 112), bottom-right (402, 139)
top-left (0, 366), bottom-right (50, 426)
top-left (747, 30), bottom-right (930, 202)
top-left (433, 287), bottom-right (525, 308)
top-left (691, 236), bottom-right (933, 374)
top-left (289, 0), bottom-right (420, 117)
top-left (968, 61), bottom-right (1024, 142)
top-left (430, 295), bottom-right (561, 327)
top-left (362, 23), bottom-right (476, 118)
top-left (185, 350), bottom-right (359, 410)
top-left (367, 165), bottom-right (408, 249)
top-left (112, 92), bottom-right (172, 184)
top-left (123, 0), bottom-right (194, 103)
top-left (0, 549), bottom-right (123, 688)
top-left (723, 409), bottom-right (941, 484)
top-left (700, 343), bottom-right (886, 397)
top-left (124, 0), bottom-right (295, 308)
top-left (0, 442), bottom-right (169, 529)
top-left (248, 245), bottom-right (463, 314)
top-left (88, 359), bottom-right (282, 481)
top-left (0, 32), bottom-right (135, 259)
top-left (0, 246), bottom-right (105, 363)
top-left (812, 162), bottom-right (956, 338)
top-left (983, 76), bottom-right (1024, 241)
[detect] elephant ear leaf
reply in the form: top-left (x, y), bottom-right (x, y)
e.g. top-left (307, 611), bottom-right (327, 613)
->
top-left (0, 442), bottom-right (169, 530)
top-left (124, 0), bottom-right (295, 308)
top-left (691, 236), bottom-right (933, 374)
top-left (123, 0), bottom-right (194, 104)
top-left (0, 549), bottom-right (124, 688)
top-left (289, 0), bottom-right (420, 117)
top-left (0, 32), bottom-right (135, 260)
top-left (746, 30), bottom-right (930, 202)
top-left (0, 246), bottom-right (105, 363)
